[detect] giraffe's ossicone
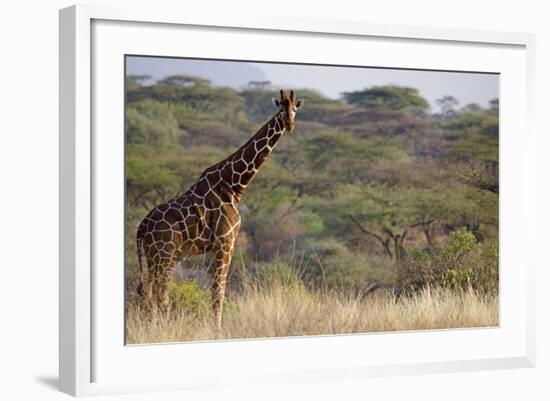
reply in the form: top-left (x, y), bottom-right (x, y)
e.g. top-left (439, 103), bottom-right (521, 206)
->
top-left (136, 90), bottom-right (304, 329)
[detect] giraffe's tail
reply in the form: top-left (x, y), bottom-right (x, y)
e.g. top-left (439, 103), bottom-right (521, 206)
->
top-left (136, 223), bottom-right (146, 298)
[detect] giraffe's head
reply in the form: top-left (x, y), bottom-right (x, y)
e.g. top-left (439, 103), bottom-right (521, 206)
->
top-left (272, 90), bottom-right (304, 132)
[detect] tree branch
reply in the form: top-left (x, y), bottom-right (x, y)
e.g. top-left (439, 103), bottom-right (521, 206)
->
top-left (348, 214), bottom-right (393, 258)
top-left (409, 220), bottom-right (434, 228)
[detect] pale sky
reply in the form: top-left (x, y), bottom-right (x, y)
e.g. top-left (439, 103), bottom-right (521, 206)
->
top-left (127, 56), bottom-right (499, 111)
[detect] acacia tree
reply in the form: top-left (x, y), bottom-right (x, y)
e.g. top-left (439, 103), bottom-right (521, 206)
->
top-left (158, 74), bottom-right (211, 88)
top-left (435, 95), bottom-right (459, 116)
top-left (126, 74), bottom-right (151, 91)
top-left (342, 85), bottom-right (429, 111)
top-left (439, 102), bottom-right (499, 196)
top-left (341, 185), bottom-right (418, 267)
top-left (343, 184), bottom-right (484, 265)
top-left (457, 161), bottom-right (499, 195)
top-left (489, 98), bottom-right (499, 114)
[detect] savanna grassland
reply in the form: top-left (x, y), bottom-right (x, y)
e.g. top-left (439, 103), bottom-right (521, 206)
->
top-left (124, 73), bottom-right (499, 344)
top-left (126, 269), bottom-right (498, 344)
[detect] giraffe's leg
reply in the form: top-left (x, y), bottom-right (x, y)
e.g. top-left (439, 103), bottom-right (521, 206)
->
top-left (144, 258), bottom-right (157, 308)
top-left (157, 257), bottom-right (177, 313)
top-left (145, 279), bottom-right (155, 306)
top-left (144, 260), bottom-right (165, 311)
top-left (211, 246), bottom-right (233, 331)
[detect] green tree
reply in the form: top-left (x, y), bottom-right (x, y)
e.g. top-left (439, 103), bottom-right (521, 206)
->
top-left (126, 100), bottom-right (180, 145)
top-left (126, 74), bottom-right (151, 91)
top-left (342, 85), bottom-right (429, 111)
top-left (158, 74), bottom-right (211, 88)
top-left (435, 95), bottom-right (459, 116)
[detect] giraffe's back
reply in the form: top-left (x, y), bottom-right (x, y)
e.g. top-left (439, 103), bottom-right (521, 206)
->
top-left (138, 192), bottom-right (212, 261)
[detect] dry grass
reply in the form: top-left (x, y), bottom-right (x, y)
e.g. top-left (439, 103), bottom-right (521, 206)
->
top-left (125, 281), bottom-right (499, 344)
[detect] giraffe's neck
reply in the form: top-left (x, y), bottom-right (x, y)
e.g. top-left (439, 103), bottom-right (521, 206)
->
top-left (218, 112), bottom-right (286, 200)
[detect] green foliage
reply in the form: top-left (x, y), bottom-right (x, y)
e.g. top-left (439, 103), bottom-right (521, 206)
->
top-left (439, 107), bottom-right (499, 164)
top-left (126, 144), bottom-right (180, 207)
top-left (158, 74), bottom-right (211, 88)
top-left (169, 280), bottom-right (211, 316)
top-left (126, 100), bottom-right (180, 145)
top-left (449, 110), bottom-right (499, 138)
top-left (303, 238), bottom-right (395, 290)
top-left (240, 88), bottom-right (279, 122)
top-left (126, 74), bottom-right (151, 91)
top-left (342, 85), bottom-right (429, 111)
top-left (240, 87), bottom-right (336, 123)
top-left (299, 209), bottom-right (324, 235)
top-left (303, 132), bottom-right (410, 179)
top-left (436, 95), bottom-right (459, 115)
top-left (402, 230), bottom-right (498, 294)
top-left (128, 78), bottom-right (244, 117)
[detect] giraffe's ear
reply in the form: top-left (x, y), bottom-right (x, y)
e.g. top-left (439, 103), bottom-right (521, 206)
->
top-left (272, 97), bottom-right (281, 107)
top-left (296, 98), bottom-right (304, 109)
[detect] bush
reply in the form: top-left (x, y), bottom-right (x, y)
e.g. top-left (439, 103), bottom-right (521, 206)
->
top-left (169, 280), bottom-right (211, 316)
top-left (302, 238), bottom-right (395, 291)
top-left (401, 230), bottom-right (498, 294)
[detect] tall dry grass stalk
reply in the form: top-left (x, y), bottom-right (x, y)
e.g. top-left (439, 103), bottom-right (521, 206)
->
top-left (125, 277), bottom-right (498, 344)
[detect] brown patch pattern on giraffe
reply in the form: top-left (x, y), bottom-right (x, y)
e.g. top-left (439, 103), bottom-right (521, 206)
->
top-left (136, 90), bottom-right (303, 329)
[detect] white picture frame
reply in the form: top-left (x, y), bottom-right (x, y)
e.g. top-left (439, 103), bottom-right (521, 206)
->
top-left (59, 4), bottom-right (536, 397)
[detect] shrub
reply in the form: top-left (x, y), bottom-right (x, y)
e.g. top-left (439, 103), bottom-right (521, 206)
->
top-left (169, 280), bottom-right (211, 316)
top-left (302, 238), bottom-right (395, 291)
top-left (471, 241), bottom-right (499, 294)
top-left (401, 230), bottom-right (498, 294)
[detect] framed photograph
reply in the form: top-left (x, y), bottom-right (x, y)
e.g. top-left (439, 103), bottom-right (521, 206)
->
top-left (59, 4), bottom-right (536, 396)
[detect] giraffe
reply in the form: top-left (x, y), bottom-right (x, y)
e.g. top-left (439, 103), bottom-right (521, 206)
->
top-left (136, 90), bottom-right (304, 329)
